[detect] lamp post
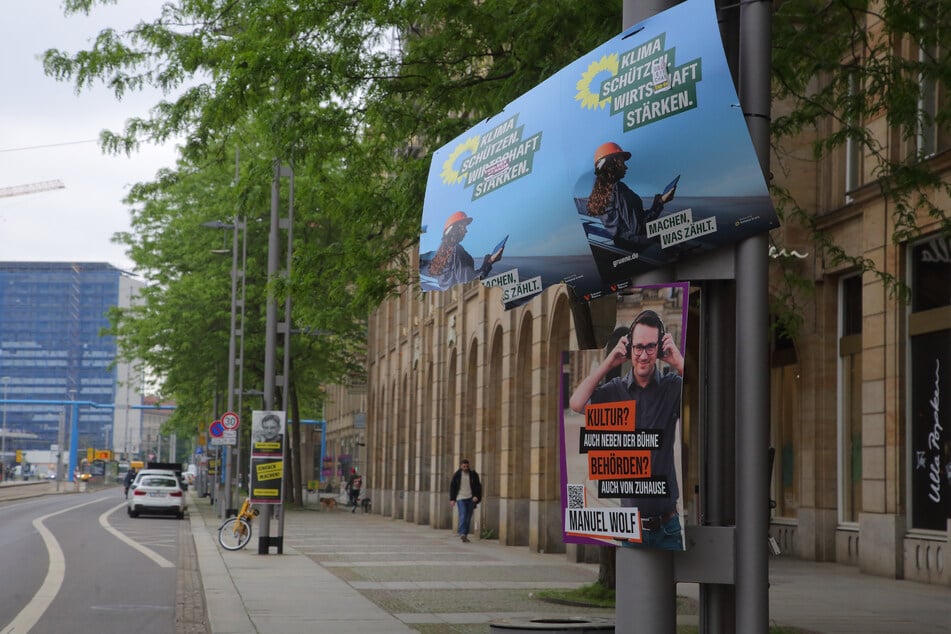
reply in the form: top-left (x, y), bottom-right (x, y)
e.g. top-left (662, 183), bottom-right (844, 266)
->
top-left (202, 217), bottom-right (244, 518)
top-left (67, 388), bottom-right (78, 481)
top-left (1, 376), bottom-right (9, 462)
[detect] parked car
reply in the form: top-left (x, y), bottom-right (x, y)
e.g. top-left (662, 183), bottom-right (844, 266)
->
top-left (127, 473), bottom-right (186, 519)
top-left (146, 462), bottom-right (189, 490)
top-left (131, 468), bottom-right (181, 490)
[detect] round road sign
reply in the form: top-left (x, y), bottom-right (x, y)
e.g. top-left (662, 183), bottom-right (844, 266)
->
top-left (210, 420), bottom-right (224, 437)
top-left (221, 411), bottom-right (240, 430)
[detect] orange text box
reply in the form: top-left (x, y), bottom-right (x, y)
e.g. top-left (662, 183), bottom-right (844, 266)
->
top-left (587, 450), bottom-right (652, 480)
top-left (584, 401), bottom-right (636, 431)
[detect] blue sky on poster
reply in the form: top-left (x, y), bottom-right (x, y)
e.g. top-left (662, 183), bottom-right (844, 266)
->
top-left (0, 2), bottom-right (179, 273)
top-left (419, 0), bottom-right (771, 264)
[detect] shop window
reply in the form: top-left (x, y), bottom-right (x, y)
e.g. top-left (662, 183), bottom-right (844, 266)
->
top-left (908, 234), bottom-right (951, 531)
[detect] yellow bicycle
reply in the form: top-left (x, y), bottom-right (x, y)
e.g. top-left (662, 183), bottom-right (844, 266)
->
top-left (217, 498), bottom-right (259, 551)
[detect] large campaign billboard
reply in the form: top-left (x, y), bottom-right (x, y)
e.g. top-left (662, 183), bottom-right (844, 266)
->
top-left (419, 0), bottom-right (777, 305)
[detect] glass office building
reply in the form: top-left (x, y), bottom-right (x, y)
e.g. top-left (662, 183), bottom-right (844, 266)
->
top-left (0, 262), bottom-right (145, 462)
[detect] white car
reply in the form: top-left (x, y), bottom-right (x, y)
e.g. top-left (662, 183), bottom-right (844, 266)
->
top-left (127, 473), bottom-right (186, 519)
top-left (131, 468), bottom-right (184, 490)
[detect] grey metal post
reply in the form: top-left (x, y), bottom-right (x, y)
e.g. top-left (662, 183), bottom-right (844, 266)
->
top-left (1, 376), bottom-right (8, 459)
top-left (735, 0), bottom-right (772, 630)
top-left (616, 1), bottom-right (679, 632)
top-left (258, 159), bottom-right (282, 551)
top-left (699, 1), bottom-right (741, 630)
top-left (236, 215), bottom-right (247, 490)
top-left (56, 409), bottom-right (65, 491)
top-left (278, 165), bottom-right (293, 539)
top-left (699, 281), bottom-right (737, 633)
top-left (222, 214), bottom-right (239, 519)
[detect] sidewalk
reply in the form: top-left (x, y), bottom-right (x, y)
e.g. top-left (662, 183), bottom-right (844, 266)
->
top-left (186, 492), bottom-right (951, 633)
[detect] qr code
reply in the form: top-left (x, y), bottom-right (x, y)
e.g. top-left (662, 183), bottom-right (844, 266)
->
top-left (567, 484), bottom-right (585, 509)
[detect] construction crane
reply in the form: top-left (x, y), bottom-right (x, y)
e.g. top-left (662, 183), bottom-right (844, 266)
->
top-left (0, 180), bottom-right (65, 199)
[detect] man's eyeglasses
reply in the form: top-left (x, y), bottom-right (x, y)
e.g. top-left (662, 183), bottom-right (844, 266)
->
top-left (631, 342), bottom-right (659, 356)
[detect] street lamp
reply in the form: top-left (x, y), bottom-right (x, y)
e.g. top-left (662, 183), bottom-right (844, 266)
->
top-left (201, 217), bottom-right (245, 518)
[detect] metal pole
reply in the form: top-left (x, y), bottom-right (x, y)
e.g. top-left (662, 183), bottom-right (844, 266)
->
top-left (237, 215), bottom-right (247, 492)
top-left (222, 214), bottom-right (240, 518)
top-left (1, 377), bottom-right (9, 460)
top-left (56, 409), bottom-right (65, 490)
top-left (259, 159), bottom-right (282, 552)
top-left (699, 281), bottom-right (737, 633)
top-left (616, 3), bottom-right (679, 632)
top-left (735, 0), bottom-right (772, 630)
top-left (279, 165), bottom-right (293, 539)
top-left (68, 393), bottom-right (79, 481)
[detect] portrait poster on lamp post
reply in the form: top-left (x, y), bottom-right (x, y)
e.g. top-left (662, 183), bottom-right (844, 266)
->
top-left (560, 283), bottom-right (689, 550)
top-left (249, 410), bottom-right (285, 504)
top-left (251, 410), bottom-right (285, 457)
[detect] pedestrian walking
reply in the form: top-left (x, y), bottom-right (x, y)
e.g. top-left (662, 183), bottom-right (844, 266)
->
top-left (124, 467), bottom-right (137, 498)
top-left (449, 459), bottom-right (482, 542)
top-left (345, 468), bottom-right (363, 513)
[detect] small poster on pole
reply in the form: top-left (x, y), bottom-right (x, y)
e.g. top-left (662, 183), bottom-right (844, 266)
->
top-left (560, 282), bottom-right (689, 550)
top-left (250, 410), bottom-right (285, 505)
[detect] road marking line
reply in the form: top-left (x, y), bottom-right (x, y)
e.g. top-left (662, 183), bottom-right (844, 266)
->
top-left (99, 503), bottom-right (175, 568)
top-left (1, 498), bottom-right (104, 634)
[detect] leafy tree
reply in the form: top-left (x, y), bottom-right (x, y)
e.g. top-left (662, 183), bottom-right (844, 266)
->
top-left (45, 0), bottom-right (625, 504)
top-left (769, 0), bottom-right (951, 338)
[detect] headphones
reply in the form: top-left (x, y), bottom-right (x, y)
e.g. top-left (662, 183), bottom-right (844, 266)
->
top-left (625, 309), bottom-right (667, 358)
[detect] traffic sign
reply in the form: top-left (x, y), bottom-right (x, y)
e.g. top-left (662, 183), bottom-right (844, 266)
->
top-left (210, 420), bottom-right (224, 438)
top-left (210, 429), bottom-right (237, 446)
top-left (221, 411), bottom-right (240, 430)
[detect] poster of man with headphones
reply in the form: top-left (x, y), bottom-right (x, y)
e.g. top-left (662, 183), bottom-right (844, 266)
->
top-left (561, 282), bottom-right (688, 550)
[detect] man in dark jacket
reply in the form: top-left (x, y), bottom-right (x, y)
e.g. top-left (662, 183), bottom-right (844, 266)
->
top-left (123, 468), bottom-right (137, 498)
top-left (449, 459), bottom-right (482, 542)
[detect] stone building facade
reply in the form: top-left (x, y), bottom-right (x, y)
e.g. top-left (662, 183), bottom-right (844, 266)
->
top-left (762, 18), bottom-right (951, 584)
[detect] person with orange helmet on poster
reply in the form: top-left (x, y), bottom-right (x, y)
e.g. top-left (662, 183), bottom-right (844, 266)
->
top-left (586, 141), bottom-right (676, 250)
top-left (426, 211), bottom-right (505, 289)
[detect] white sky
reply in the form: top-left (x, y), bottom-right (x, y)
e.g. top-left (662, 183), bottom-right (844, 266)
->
top-left (0, 2), bottom-right (180, 274)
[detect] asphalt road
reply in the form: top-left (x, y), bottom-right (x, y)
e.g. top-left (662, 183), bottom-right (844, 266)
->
top-left (0, 486), bottom-right (183, 634)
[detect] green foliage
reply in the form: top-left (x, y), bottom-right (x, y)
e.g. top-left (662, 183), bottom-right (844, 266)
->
top-left (44, 0), bottom-right (624, 421)
top-left (771, 0), bottom-right (951, 308)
